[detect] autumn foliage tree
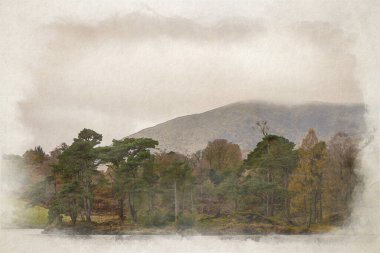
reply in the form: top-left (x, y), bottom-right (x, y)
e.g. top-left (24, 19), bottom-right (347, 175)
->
top-left (289, 129), bottom-right (328, 227)
top-left (155, 152), bottom-right (193, 225)
top-left (12, 124), bottom-right (360, 233)
top-left (203, 139), bottom-right (242, 184)
top-left (324, 132), bottom-right (360, 222)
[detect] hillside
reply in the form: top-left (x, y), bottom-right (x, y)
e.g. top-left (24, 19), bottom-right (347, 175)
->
top-left (129, 101), bottom-right (365, 154)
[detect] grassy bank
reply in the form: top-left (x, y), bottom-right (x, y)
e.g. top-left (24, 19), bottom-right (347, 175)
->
top-left (2, 198), bottom-right (336, 235)
top-left (43, 212), bottom-right (337, 235)
top-left (0, 198), bottom-right (49, 228)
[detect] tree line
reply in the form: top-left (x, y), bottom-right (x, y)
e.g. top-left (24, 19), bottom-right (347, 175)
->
top-left (12, 123), bottom-right (360, 230)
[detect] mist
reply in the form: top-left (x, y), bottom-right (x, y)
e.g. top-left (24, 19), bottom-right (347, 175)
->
top-left (0, 0), bottom-right (379, 252)
top-left (1, 1), bottom-right (366, 153)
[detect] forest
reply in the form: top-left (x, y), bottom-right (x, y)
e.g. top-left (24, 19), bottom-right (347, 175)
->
top-left (4, 121), bottom-right (361, 235)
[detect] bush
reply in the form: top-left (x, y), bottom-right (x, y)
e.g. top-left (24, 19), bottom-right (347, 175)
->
top-left (140, 211), bottom-right (170, 227)
top-left (13, 204), bottom-right (49, 228)
top-left (178, 213), bottom-right (196, 229)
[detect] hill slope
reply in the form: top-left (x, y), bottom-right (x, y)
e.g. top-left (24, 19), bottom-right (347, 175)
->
top-left (129, 101), bottom-right (365, 154)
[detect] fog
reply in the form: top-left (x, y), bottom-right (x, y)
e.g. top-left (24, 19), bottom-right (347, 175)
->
top-left (1, 229), bottom-right (379, 253)
top-left (0, 0), bottom-right (368, 154)
top-left (0, 0), bottom-right (379, 252)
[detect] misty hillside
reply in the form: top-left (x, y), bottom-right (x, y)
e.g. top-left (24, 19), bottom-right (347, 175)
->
top-left (129, 101), bottom-right (366, 154)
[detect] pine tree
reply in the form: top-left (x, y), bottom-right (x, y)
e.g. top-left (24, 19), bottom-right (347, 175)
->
top-left (55, 128), bottom-right (103, 223)
top-left (97, 138), bottom-right (158, 223)
top-left (243, 135), bottom-right (296, 217)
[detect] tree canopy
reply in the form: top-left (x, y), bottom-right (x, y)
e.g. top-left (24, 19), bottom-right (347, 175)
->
top-left (12, 126), bottom-right (360, 233)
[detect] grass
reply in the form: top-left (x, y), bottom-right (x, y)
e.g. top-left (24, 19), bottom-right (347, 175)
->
top-left (12, 201), bottom-right (49, 228)
top-left (41, 212), bottom-right (339, 235)
top-left (307, 224), bottom-right (336, 233)
top-left (2, 199), bottom-right (336, 235)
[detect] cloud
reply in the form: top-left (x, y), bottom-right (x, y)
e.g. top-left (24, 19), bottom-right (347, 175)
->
top-left (47, 13), bottom-right (265, 43)
top-left (19, 13), bottom-right (363, 152)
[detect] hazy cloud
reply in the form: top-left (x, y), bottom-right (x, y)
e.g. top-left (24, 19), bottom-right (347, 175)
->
top-left (19, 13), bottom-right (363, 152)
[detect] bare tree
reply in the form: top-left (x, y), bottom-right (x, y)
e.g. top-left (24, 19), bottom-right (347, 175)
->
top-left (255, 120), bottom-right (270, 137)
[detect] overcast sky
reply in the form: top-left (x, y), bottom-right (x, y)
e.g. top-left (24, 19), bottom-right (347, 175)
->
top-left (1, 0), bottom-right (378, 154)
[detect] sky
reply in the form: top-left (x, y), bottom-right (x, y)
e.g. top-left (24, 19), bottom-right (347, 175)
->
top-left (0, 0), bottom-right (378, 154)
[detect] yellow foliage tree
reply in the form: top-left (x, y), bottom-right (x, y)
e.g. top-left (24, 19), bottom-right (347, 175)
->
top-left (289, 129), bottom-right (328, 227)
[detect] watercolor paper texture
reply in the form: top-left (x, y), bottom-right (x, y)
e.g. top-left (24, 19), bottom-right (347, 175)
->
top-left (0, 1), bottom-right (379, 252)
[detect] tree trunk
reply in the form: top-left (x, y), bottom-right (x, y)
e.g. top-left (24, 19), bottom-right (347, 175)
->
top-left (319, 190), bottom-right (323, 223)
top-left (266, 171), bottom-right (270, 216)
top-left (86, 198), bottom-right (91, 222)
top-left (312, 190), bottom-right (317, 224)
top-left (267, 172), bottom-right (274, 216)
top-left (284, 167), bottom-right (289, 218)
top-left (82, 197), bottom-right (90, 222)
top-left (304, 196), bottom-right (308, 225)
top-left (149, 192), bottom-right (154, 213)
top-left (82, 163), bottom-right (92, 223)
top-left (174, 181), bottom-right (178, 224)
top-left (70, 212), bottom-right (77, 226)
top-left (307, 194), bottom-right (313, 228)
top-left (270, 191), bottom-right (274, 216)
top-left (182, 189), bottom-right (185, 212)
top-left (128, 192), bottom-right (137, 223)
top-left (58, 215), bottom-right (63, 226)
top-left (119, 198), bottom-right (125, 222)
top-left (190, 189), bottom-right (194, 214)
top-left (70, 200), bottom-right (78, 225)
top-left (54, 177), bottom-right (57, 194)
top-left (80, 211), bottom-right (85, 221)
top-left (81, 176), bottom-right (92, 223)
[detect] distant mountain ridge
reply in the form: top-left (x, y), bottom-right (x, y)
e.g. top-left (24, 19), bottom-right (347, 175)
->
top-left (129, 101), bottom-right (366, 154)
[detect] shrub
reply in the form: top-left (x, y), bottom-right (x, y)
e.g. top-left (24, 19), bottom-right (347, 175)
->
top-left (140, 211), bottom-right (170, 227)
top-left (178, 213), bottom-right (196, 229)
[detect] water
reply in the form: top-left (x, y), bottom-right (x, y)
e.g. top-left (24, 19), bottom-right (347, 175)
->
top-left (0, 229), bottom-right (378, 253)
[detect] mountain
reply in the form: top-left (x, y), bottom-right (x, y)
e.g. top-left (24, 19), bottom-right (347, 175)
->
top-left (129, 101), bottom-right (366, 155)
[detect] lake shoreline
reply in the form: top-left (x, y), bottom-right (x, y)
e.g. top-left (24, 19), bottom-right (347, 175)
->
top-left (40, 222), bottom-right (334, 236)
